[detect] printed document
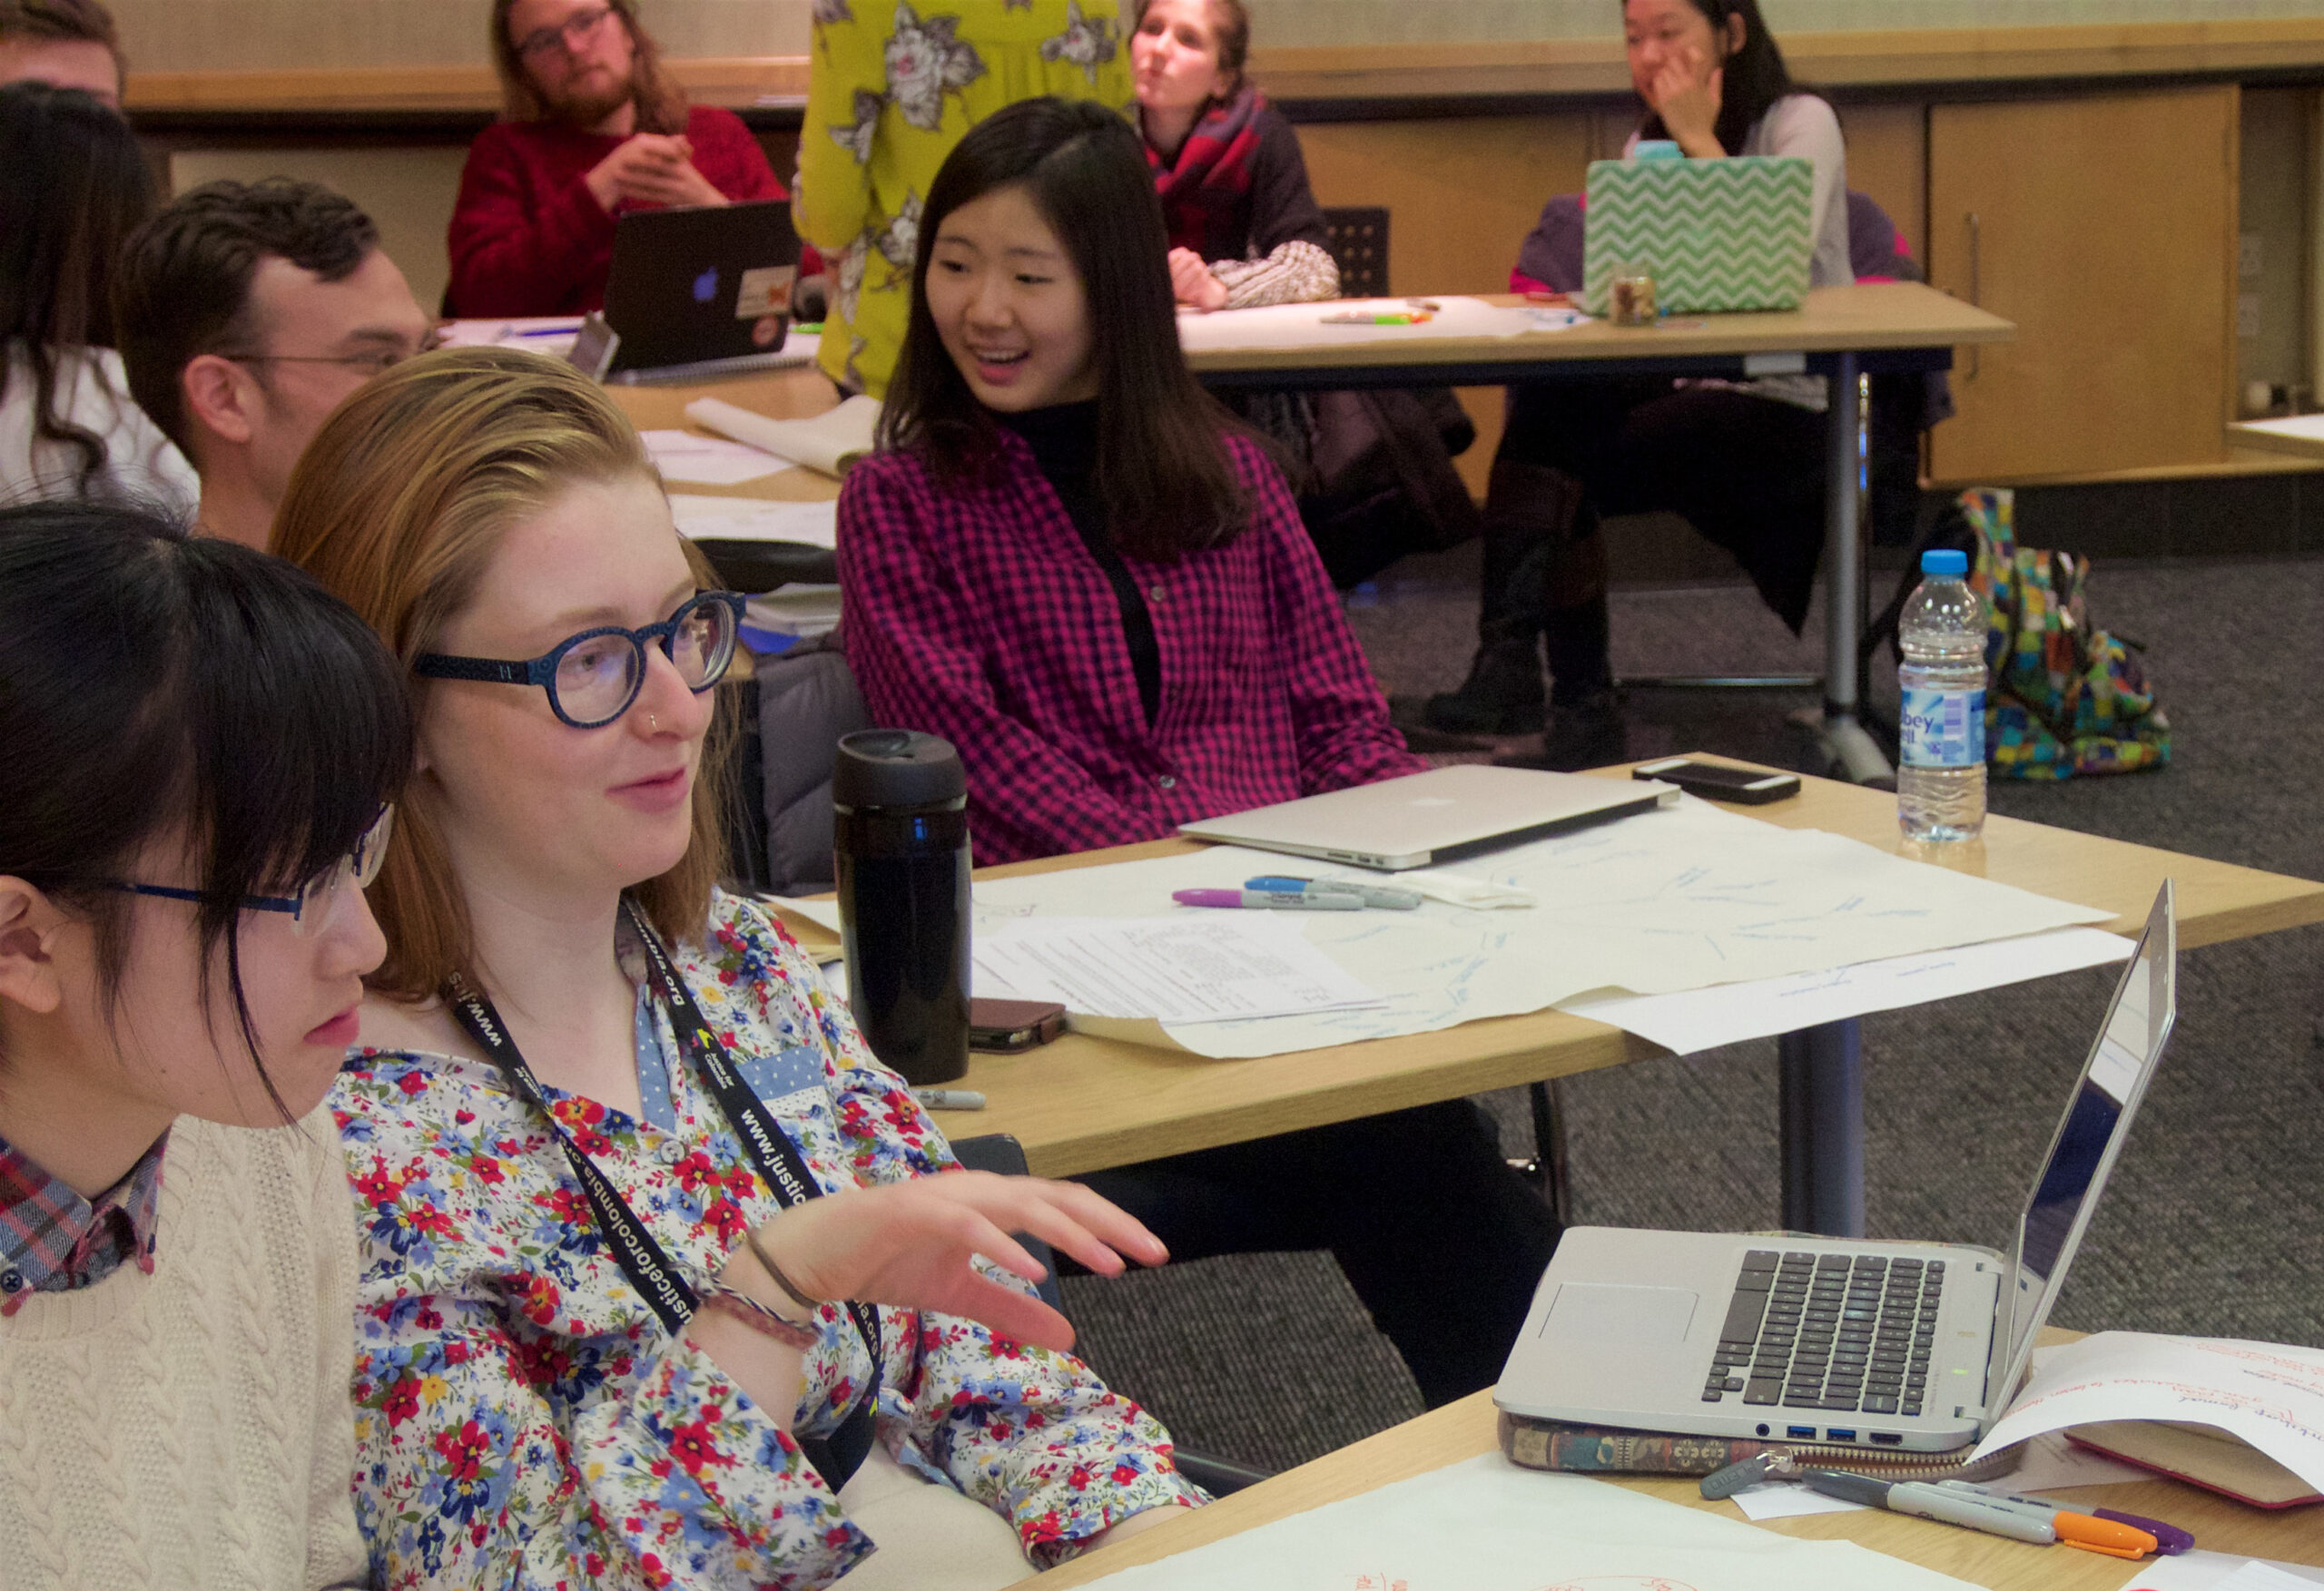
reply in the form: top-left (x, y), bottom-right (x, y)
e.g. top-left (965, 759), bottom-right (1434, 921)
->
top-left (667, 493), bottom-right (838, 548)
top-left (971, 916), bottom-right (1380, 1025)
top-left (640, 429), bottom-right (793, 486)
top-left (1973, 1331), bottom-right (2324, 1492)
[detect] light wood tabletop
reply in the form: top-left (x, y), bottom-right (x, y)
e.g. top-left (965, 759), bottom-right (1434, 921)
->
top-left (1019, 1333), bottom-right (2322, 1591)
top-left (772, 758), bottom-right (2324, 1178)
top-left (1180, 282), bottom-right (2013, 379)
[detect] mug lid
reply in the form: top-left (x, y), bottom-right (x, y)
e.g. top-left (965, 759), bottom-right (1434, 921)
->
top-left (833, 729), bottom-right (964, 809)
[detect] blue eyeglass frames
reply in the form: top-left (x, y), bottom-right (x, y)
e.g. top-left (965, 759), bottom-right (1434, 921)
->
top-left (103, 805), bottom-right (395, 938)
top-left (410, 591), bottom-right (747, 729)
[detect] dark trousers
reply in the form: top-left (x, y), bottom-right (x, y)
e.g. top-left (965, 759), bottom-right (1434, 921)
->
top-left (1069, 1100), bottom-right (1561, 1409)
top-left (1498, 376), bottom-right (1829, 633)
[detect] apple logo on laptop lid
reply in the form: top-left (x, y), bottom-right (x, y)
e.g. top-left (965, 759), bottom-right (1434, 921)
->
top-left (693, 266), bottom-right (720, 305)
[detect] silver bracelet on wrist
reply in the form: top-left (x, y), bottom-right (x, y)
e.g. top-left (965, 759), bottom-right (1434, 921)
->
top-left (700, 1280), bottom-right (821, 1350)
top-left (744, 1227), bottom-right (828, 1316)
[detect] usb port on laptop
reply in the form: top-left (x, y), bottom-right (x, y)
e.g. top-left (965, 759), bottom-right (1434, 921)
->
top-left (1824, 1429), bottom-right (1856, 1442)
top-left (1786, 1426), bottom-right (1817, 1439)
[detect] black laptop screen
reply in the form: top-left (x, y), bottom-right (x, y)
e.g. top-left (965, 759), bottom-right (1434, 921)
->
top-left (2019, 1079), bottom-right (2123, 1283)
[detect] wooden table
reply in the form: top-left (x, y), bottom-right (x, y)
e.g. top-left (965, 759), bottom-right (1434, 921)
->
top-left (1018, 1348), bottom-right (2323, 1591)
top-left (773, 759), bottom-right (2324, 1192)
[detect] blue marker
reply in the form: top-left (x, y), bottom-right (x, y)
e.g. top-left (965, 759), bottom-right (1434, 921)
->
top-left (1246, 875), bottom-right (1423, 910)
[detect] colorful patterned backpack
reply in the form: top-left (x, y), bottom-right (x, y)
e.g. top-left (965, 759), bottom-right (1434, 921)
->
top-left (1866, 488), bottom-right (2171, 779)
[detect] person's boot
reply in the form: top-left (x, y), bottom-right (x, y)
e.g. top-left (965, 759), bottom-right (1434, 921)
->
top-left (1420, 461), bottom-right (1586, 736)
top-left (1497, 523), bottom-right (1628, 771)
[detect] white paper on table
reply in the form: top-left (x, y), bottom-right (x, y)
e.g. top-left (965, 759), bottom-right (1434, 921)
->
top-left (1558, 926), bottom-right (2133, 1056)
top-left (951, 796), bottom-right (2108, 1058)
top-left (641, 429), bottom-right (792, 485)
top-left (1175, 294), bottom-right (1540, 354)
top-left (1972, 1332), bottom-right (2324, 1493)
top-left (667, 493), bottom-right (837, 548)
top-left (1729, 1480), bottom-right (1866, 1519)
top-left (970, 915), bottom-right (1379, 1025)
top-left (435, 316), bottom-right (582, 349)
top-left (1080, 1452), bottom-right (1984, 1591)
top-left (743, 586), bottom-right (841, 640)
top-left (685, 394), bottom-right (881, 476)
top-left (2117, 1554), bottom-right (2324, 1590)
top-left (2232, 413), bottom-right (2324, 449)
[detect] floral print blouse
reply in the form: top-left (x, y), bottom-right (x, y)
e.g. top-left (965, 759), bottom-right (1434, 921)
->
top-left (332, 890), bottom-right (1197, 1589)
top-left (795, 0), bottom-right (1132, 396)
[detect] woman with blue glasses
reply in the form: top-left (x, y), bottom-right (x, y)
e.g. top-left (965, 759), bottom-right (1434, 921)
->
top-left (0, 498), bottom-right (411, 1589)
top-left (272, 347), bottom-right (1197, 1591)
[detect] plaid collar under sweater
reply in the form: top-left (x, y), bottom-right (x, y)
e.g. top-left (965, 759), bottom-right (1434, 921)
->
top-left (0, 1127), bottom-right (167, 1315)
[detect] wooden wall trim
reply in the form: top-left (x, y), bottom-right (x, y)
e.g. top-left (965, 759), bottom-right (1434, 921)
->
top-left (125, 56), bottom-right (810, 115)
top-left (119, 20), bottom-right (2324, 116)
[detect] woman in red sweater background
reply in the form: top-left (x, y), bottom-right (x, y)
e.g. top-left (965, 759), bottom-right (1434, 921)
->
top-left (447, 0), bottom-right (808, 318)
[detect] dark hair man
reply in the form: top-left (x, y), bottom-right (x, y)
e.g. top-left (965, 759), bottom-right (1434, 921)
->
top-left (115, 178), bottom-right (436, 549)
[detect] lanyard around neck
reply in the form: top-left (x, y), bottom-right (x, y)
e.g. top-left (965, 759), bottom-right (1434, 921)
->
top-left (444, 899), bottom-right (881, 1377)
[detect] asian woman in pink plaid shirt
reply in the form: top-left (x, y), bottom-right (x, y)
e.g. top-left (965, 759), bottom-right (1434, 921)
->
top-left (837, 98), bottom-right (1561, 1409)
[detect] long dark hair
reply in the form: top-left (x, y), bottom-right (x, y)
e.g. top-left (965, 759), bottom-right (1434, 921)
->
top-left (881, 95), bottom-right (1250, 564)
top-left (0, 501), bottom-right (413, 1113)
top-left (1634, 0), bottom-right (1799, 156)
top-left (0, 82), bottom-right (154, 494)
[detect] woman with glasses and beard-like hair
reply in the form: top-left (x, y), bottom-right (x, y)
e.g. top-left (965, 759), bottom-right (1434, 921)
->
top-left (272, 345), bottom-right (1198, 1591)
top-left (0, 500), bottom-right (410, 1589)
top-left (0, 82), bottom-right (195, 510)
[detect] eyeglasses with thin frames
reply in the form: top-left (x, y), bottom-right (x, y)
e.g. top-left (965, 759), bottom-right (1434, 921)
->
top-left (102, 806), bottom-right (395, 939)
top-left (221, 339), bottom-right (441, 380)
top-left (413, 591), bottom-right (747, 729)
top-left (515, 4), bottom-right (615, 62)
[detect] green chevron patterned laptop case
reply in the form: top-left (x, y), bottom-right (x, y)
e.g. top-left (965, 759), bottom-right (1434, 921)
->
top-left (1581, 155), bottom-right (1813, 317)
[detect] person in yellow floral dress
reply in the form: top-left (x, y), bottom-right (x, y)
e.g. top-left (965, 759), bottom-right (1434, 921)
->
top-left (796, 0), bottom-right (1131, 396)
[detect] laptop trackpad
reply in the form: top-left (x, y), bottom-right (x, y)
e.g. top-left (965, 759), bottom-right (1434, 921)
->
top-left (1540, 1282), bottom-right (1699, 1344)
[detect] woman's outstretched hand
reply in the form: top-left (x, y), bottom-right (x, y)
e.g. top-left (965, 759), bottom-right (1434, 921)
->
top-left (742, 1171), bottom-right (1168, 1354)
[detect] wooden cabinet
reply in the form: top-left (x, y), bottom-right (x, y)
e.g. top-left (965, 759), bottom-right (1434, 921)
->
top-left (1925, 85), bottom-right (2239, 484)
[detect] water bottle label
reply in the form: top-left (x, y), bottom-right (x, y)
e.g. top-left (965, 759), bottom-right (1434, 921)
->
top-left (1899, 686), bottom-right (1985, 769)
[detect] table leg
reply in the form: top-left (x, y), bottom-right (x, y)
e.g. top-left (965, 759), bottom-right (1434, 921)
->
top-left (1813, 354), bottom-right (1895, 787)
top-left (1778, 1018), bottom-right (1865, 1237)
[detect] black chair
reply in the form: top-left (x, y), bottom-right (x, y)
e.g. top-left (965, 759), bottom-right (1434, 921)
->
top-left (948, 1132), bottom-right (1275, 1498)
top-left (1320, 207), bottom-right (1390, 297)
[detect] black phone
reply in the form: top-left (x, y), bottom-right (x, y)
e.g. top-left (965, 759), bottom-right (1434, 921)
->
top-left (1632, 757), bottom-right (1802, 805)
top-left (968, 997), bottom-right (1068, 1053)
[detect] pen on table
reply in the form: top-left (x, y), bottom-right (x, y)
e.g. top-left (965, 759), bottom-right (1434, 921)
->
top-left (1320, 310), bottom-right (1432, 325)
top-left (1172, 888), bottom-right (1365, 911)
top-left (1245, 875), bottom-right (1423, 910)
top-left (1796, 1470), bottom-right (2157, 1557)
top-left (1934, 1480), bottom-right (2192, 1555)
top-left (911, 1088), bottom-right (986, 1111)
top-left (512, 322), bottom-right (582, 338)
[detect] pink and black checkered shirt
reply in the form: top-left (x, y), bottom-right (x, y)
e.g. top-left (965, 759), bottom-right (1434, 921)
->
top-left (0, 1128), bottom-right (166, 1315)
top-left (838, 426), bottom-right (1425, 864)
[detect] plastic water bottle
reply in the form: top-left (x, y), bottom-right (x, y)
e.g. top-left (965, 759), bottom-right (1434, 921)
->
top-left (1896, 548), bottom-right (1987, 841)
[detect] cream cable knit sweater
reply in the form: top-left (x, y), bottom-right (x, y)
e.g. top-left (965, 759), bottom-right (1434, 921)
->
top-left (0, 1103), bottom-right (369, 1591)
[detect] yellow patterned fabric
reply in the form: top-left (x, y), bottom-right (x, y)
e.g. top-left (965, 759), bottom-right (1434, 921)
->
top-left (796, 0), bottom-right (1134, 396)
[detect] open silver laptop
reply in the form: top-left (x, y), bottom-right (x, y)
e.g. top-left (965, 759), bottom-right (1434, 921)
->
top-left (1177, 765), bottom-right (1675, 871)
top-left (1495, 880), bottom-right (2176, 1455)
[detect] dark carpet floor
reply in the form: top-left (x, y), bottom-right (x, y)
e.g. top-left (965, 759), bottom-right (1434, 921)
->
top-left (1054, 538), bottom-right (2324, 1477)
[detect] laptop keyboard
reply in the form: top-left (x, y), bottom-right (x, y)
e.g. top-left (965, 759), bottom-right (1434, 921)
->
top-left (1700, 1250), bottom-right (1944, 1417)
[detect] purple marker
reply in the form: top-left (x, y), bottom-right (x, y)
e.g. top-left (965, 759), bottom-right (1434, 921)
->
top-left (2092, 1509), bottom-right (2192, 1556)
top-left (1172, 888), bottom-right (1364, 911)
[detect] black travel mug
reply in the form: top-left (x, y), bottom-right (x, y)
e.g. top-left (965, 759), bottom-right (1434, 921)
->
top-left (832, 730), bottom-right (970, 1085)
